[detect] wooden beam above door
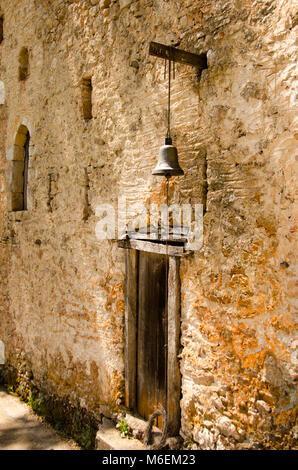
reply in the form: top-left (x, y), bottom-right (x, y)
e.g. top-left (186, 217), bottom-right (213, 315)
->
top-left (118, 238), bottom-right (189, 257)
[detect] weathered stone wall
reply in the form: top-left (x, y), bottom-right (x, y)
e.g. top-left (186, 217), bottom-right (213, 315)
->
top-left (0, 0), bottom-right (297, 449)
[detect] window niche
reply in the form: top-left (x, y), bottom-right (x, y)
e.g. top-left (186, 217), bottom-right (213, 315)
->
top-left (0, 16), bottom-right (4, 43)
top-left (8, 125), bottom-right (30, 211)
top-left (18, 47), bottom-right (29, 81)
top-left (81, 77), bottom-right (93, 120)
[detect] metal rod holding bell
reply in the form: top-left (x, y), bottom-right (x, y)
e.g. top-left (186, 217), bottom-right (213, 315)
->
top-left (152, 55), bottom-right (184, 178)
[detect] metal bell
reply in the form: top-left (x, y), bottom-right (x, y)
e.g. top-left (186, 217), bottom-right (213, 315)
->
top-left (152, 137), bottom-right (184, 177)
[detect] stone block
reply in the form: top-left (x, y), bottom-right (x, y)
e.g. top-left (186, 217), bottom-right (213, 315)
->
top-left (119, 0), bottom-right (133, 9)
top-left (194, 373), bottom-right (214, 386)
top-left (216, 416), bottom-right (239, 440)
top-left (123, 412), bottom-right (161, 441)
top-left (256, 400), bottom-right (271, 415)
top-left (193, 426), bottom-right (216, 450)
top-left (96, 419), bottom-right (145, 450)
top-left (100, 0), bottom-right (111, 8)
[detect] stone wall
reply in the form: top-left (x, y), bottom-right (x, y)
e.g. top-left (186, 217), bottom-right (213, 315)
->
top-left (0, 0), bottom-right (297, 449)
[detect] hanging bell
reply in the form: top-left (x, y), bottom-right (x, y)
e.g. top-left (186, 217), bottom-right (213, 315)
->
top-left (152, 137), bottom-right (184, 177)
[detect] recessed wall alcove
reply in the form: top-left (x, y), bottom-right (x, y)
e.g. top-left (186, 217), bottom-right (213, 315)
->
top-left (7, 124), bottom-right (30, 211)
top-left (18, 47), bottom-right (30, 81)
top-left (0, 16), bottom-right (4, 43)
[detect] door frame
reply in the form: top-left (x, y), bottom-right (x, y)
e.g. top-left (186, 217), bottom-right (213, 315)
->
top-left (124, 245), bottom-right (181, 436)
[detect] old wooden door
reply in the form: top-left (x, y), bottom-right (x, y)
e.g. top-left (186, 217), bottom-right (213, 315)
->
top-left (137, 251), bottom-right (168, 427)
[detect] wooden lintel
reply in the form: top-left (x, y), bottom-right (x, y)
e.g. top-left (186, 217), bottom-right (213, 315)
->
top-left (149, 41), bottom-right (207, 70)
top-left (118, 238), bottom-right (185, 257)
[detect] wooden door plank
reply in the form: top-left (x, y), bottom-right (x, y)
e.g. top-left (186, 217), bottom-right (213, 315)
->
top-left (137, 252), bottom-right (168, 424)
top-left (124, 249), bottom-right (138, 410)
top-left (167, 256), bottom-right (181, 436)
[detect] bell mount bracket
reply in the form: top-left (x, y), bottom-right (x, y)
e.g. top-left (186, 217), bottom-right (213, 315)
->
top-left (149, 41), bottom-right (207, 71)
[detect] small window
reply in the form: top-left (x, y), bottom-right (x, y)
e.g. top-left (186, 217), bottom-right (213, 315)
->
top-left (0, 17), bottom-right (3, 43)
top-left (8, 125), bottom-right (30, 211)
top-left (23, 131), bottom-right (30, 210)
top-left (18, 47), bottom-right (29, 81)
top-left (81, 78), bottom-right (93, 120)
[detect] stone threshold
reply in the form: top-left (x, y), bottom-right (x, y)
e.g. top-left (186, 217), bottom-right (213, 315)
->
top-left (96, 413), bottom-right (181, 451)
top-left (96, 416), bottom-right (146, 451)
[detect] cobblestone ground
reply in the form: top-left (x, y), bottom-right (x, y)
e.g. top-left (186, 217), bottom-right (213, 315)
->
top-left (0, 387), bottom-right (80, 450)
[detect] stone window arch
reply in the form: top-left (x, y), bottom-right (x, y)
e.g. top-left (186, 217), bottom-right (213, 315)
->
top-left (18, 47), bottom-right (29, 81)
top-left (8, 125), bottom-right (30, 211)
